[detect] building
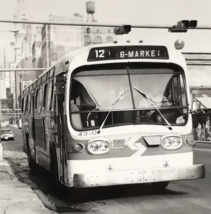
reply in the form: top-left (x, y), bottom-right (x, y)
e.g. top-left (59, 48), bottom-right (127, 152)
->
top-left (41, 14), bottom-right (84, 68)
top-left (32, 41), bottom-right (42, 76)
top-left (0, 41), bottom-right (15, 88)
top-left (0, 41), bottom-right (15, 110)
top-left (84, 1), bottom-right (116, 46)
top-left (84, 27), bottom-right (115, 46)
top-left (14, 0), bottom-right (33, 64)
top-left (9, 62), bottom-right (17, 109)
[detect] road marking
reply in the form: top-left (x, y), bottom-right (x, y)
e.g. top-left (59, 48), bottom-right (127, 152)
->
top-left (194, 148), bottom-right (211, 152)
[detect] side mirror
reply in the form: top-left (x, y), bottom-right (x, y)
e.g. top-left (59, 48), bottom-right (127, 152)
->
top-left (192, 101), bottom-right (201, 112)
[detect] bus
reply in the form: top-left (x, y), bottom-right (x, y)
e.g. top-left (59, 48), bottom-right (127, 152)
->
top-left (21, 42), bottom-right (205, 190)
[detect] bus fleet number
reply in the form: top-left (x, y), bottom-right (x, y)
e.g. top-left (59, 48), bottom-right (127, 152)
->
top-left (78, 131), bottom-right (98, 136)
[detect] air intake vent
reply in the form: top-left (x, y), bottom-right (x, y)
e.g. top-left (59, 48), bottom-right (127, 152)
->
top-left (112, 139), bottom-right (126, 148)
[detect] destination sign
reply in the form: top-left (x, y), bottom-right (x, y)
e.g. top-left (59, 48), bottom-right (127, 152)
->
top-left (88, 46), bottom-right (169, 61)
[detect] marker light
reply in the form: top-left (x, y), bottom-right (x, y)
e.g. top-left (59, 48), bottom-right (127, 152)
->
top-left (73, 143), bottom-right (84, 152)
top-left (185, 137), bottom-right (195, 146)
top-left (175, 39), bottom-right (185, 50)
top-left (161, 135), bottom-right (183, 150)
top-left (87, 138), bottom-right (111, 155)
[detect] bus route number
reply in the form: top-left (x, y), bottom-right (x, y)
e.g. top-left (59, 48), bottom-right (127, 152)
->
top-left (95, 49), bottom-right (105, 58)
top-left (78, 131), bottom-right (98, 136)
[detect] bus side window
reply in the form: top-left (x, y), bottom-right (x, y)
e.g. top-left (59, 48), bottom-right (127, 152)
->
top-left (25, 95), bottom-right (28, 115)
top-left (38, 86), bottom-right (43, 113)
top-left (46, 81), bottom-right (51, 110)
top-left (27, 95), bottom-right (31, 115)
top-left (43, 83), bottom-right (48, 111)
top-left (21, 98), bottom-right (24, 113)
top-left (49, 80), bottom-right (54, 111)
top-left (35, 89), bottom-right (39, 111)
top-left (35, 88), bottom-right (41, 113)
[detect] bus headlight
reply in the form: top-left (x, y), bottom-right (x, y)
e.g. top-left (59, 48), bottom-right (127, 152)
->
top-left (161, 135), bottom-right (182, 150)
top-left (87, 138), bottom-right (111, 155)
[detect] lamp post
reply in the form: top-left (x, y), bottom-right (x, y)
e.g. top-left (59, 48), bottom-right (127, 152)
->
top-left (0, 29), bottom-right (19, 161)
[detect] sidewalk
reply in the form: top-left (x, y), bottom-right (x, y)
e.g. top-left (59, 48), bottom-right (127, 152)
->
top-left (0, 158), bottom-right (57, 214)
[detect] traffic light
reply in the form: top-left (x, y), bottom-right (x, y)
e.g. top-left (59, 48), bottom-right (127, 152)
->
top-left (114, 25), bottom-right (131, 35)
top-left (169, 20), bottom-right (197, 33)
top-left (189, 20), bottom-right (197, 28)
top-left (169, 26), bottom-right (187, 33)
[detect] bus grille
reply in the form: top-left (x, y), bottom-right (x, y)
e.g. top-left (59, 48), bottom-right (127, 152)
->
top-left (112, 139), bottom-right (126, 148)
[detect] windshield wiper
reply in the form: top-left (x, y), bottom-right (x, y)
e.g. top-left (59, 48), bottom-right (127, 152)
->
top-left (97, 88), bottom-right (129, 134)
top-left (86, 93), bottom-right (100, 121)
top-left (133, 87), bottom-right (172, 130)
top-left (87, 108), bottom-right (99, 121)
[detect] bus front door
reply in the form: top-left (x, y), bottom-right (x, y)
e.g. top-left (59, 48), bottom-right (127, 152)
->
top-left (54, 77), bottom-right (66, 184)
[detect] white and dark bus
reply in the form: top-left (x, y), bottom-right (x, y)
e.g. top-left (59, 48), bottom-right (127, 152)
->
top-left (21, 43), bottom-right (205, 189)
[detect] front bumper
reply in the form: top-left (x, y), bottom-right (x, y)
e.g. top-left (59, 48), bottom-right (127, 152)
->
top-left (73, 164), bottom-right (205, 188)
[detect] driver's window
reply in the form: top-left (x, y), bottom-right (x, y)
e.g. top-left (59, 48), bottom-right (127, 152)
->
top-left (164, 75), bottom-right (187, 106)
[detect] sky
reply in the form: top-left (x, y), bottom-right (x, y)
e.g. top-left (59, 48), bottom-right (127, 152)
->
top-left (0, 0), bottom-right (211, 52)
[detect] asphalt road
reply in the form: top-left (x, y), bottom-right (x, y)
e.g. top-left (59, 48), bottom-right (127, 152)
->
top-left (2, 128), bottom-right (211, 214)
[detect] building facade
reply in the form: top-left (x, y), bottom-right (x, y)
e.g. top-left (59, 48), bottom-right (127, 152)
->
top-left (0, 41), bottom-right (15, 88)
top-left (41, 14), bottom-right (84, 68)
top-left (84, 26), bottom-right (115, 46)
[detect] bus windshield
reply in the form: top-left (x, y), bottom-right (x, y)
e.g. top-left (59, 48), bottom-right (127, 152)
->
top-left (70, 63), bottom-right (188, 130)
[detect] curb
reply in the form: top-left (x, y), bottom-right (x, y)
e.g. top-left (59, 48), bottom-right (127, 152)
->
top-left (4, 159), bottom-right (58, 212)
top-left (195, 141), bottom-right (211, 144)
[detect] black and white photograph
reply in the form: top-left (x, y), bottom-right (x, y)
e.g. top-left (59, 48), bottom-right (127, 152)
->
top-left (0, 0), bottom-right (210, 213)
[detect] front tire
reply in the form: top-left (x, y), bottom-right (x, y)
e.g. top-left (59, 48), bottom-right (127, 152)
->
top-left (50, 146), bottom-right (61, 188)
top-left (26, 134), bottom-right (37, 173)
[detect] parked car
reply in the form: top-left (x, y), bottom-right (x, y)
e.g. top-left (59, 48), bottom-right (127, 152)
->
top-left (1, 128), bottom-right (14, 140)
top-left (10, 124), bottom-right (18, 128)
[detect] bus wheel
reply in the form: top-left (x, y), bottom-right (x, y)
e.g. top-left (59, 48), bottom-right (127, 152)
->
top-left (151, 181), bottom-right (169, 191)
top-left (50, 146), bottom-right (60, 188)
top-left (26, 140), bottom-right (37, 173)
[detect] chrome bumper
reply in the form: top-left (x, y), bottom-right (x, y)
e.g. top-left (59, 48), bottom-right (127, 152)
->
top-left (73, 164), bottom-right (205, 188)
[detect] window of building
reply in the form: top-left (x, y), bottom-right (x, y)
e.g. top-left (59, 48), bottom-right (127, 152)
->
top-left (94, 36), bottom-right (102, 44)
top-left (106, 36), bottom-right (113, 43)
top-left (84, 36), bottom-right (91, 46)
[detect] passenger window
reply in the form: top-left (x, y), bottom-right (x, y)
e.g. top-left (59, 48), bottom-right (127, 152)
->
top-left (27, 95), bottom-right (31, 114)
top-left (25, 96), bottom-right (28, 114)
top-left (38, 88), bottom-right (42, 113)
top-left (49, 80), bottom-right (54, 110)
top-left (35, 89), bottom-right (39, 110)
top-left (36, 89), bottom-right (42, 112)
top-left (21, 98), bottom-right (24, 113)
top-left (43, 83), bottom-right (48, 110)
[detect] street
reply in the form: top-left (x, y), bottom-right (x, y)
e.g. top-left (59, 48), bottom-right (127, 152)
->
top-left (1, 128), bottom-right (211, 214)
